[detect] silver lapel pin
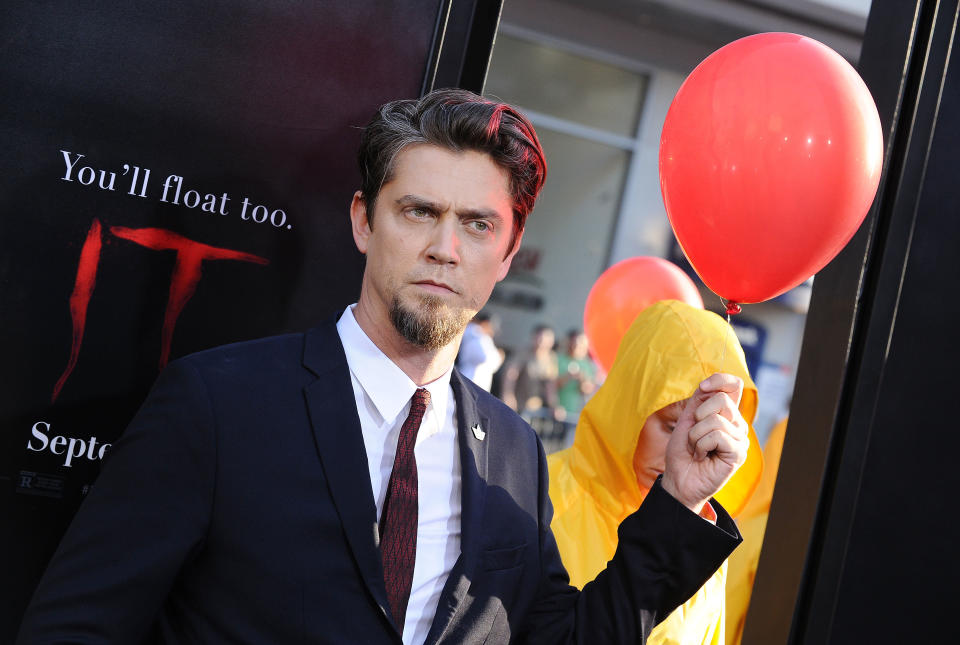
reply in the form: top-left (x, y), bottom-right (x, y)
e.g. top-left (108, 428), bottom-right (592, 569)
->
top-left (471, 423), bottom-right (486, 441)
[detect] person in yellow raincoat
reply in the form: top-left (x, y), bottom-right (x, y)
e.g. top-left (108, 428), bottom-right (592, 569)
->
top-left (548, 300), bottom-right (763, 645)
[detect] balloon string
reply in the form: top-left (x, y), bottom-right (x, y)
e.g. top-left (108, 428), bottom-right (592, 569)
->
top-left (720, 314), bottom-right (729, 372)
top-left (718, 298), bottom-right (739, 374)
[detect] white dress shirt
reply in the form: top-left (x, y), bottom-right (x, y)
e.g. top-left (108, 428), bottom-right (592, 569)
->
top-left (337, 306), bottom-right (462, 645)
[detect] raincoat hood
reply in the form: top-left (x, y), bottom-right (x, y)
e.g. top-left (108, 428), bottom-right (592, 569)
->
top-left (550, 300), bottom-right (762, 526)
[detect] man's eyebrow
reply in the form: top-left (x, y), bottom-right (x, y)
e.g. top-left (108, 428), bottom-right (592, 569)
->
top-left (457, 206), bottom-right (504, 223)
top-left (395, 194), bottom-right (444, 211)
top-left (394, 194), bottom-right (506, 223)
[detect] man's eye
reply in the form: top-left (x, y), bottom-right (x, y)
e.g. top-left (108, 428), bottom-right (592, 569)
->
top-left (409, 207), bottom-right (430, 218)
top-left (469, 220), bottom-right (490, 232)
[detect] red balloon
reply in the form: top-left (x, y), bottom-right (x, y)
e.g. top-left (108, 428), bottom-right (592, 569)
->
top-left (583, 257), bottom-right (704, 372)
top-left (659, 33), bottom-right (883, 305)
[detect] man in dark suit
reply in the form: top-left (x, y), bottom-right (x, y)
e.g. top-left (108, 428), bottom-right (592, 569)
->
top-left (17, 89), bottom-right (750, 644)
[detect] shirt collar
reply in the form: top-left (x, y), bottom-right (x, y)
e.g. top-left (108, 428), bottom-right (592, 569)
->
top-left (336, 305), bottom-right (452, 426)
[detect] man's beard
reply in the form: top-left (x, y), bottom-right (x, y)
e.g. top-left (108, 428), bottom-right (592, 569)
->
top-left (390, 294), bottom-right (472, 350)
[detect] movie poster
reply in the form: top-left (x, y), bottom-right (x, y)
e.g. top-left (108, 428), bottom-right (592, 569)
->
top-left (0, 2), bottom-right (443, 635)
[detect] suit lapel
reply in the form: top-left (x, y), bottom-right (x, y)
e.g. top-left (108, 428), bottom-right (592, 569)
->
top-left (301, 320), bottom-right (393, 627)
top-left (453, 370), bottom-right (490, 576)
top-left (426, 370), bottom-right (489, 645)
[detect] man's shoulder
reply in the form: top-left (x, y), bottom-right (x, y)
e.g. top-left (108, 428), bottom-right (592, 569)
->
top-left (181, 331), bottom-right (308, 366)
top-left (159, 326), bottom-right (344, 401)
top-left (171, 326), bottom-right (343, 388)
top-left (475, 386), bottom-right (522, 422)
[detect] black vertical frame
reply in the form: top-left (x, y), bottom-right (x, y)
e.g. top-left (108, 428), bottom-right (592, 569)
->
top-left (744, 0), bottom-right (960, 642)
top-left (424, 0), bottom-right (504, 94)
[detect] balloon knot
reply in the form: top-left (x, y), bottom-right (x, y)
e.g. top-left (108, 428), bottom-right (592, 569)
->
top-left (724, 301), bottom-right (742, 316)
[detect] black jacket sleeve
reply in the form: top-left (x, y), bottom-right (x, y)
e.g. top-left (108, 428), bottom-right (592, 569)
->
top-left (16, 360), bottom-right (216, 644)
top-left (516, 440), bottom-right (741, 644)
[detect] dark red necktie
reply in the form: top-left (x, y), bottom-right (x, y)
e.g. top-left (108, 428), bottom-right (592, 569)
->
top-left (380, 387), bottom-right (430, 631)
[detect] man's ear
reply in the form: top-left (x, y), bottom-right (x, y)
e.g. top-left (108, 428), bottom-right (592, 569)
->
top-left (497, 227), bottom-right (525, 281)
top-left (349, 191), bottom-right (371, 254)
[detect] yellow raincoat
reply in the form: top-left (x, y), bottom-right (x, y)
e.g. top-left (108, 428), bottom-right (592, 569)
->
top-left (548, 300), bottom-right (763, 645)
top-left (724, 417), bottom-right (787, 645)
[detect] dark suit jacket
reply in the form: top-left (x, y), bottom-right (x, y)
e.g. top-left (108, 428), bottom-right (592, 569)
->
top-left (17, 319), bottom-right (741, 644)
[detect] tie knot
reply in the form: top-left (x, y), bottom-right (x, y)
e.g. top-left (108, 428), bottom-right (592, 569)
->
top-left (411, 387), bottom-right (430, 414)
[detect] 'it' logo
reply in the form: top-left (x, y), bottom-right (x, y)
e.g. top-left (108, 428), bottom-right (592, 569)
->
top-left (52, 218), bottom-right (268, 401)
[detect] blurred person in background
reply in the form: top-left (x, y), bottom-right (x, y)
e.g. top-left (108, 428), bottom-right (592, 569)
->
top-left (556, 329), bottom-right (600, 442)
top-left (548, 301), bottom-right (764, 645)
top-left (501, 323), bottom-right (561, 419)
top-left (456, 311), bottom-right (503, 392)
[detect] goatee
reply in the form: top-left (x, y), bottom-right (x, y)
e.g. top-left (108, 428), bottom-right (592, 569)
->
top-left (390, 295), bottom-right (471, 350)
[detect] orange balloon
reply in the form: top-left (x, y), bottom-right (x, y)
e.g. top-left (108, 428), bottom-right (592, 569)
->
top-left (583, 257), bottom-right (704, 372)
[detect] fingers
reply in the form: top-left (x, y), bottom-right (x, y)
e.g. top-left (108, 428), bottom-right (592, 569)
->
top-left (686, 412), bottom-right (747, 460)
top-left (695, 391), bottom-right (739, 423)
top-left (698, 373), bottom-right (744, 406)
top-left (674, 374), bottom-right (747, 456)
top-left (691, 426), bottom-right (747, 464)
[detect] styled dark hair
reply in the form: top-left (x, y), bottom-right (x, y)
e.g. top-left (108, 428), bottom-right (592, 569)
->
top-left (357, 88), bottom-right (547, 250)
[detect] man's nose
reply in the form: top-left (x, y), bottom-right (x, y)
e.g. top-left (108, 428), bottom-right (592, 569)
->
top-left (425, 216), bottom-right (460, 265)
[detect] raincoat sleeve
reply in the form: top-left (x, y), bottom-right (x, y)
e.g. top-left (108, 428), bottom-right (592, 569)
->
top-left (517, 443), bottom-right (742, 645)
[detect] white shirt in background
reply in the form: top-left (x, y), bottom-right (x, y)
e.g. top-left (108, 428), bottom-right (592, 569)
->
top-left (457, 322), bottom-right (502, 391)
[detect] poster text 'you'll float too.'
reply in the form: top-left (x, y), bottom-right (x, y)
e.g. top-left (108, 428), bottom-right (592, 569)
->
top-left (60, 150), bottom-right (292, 230)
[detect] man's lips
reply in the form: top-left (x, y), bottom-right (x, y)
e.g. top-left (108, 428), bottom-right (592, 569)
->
top-left (414, 280), bottom-right (457, 294)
